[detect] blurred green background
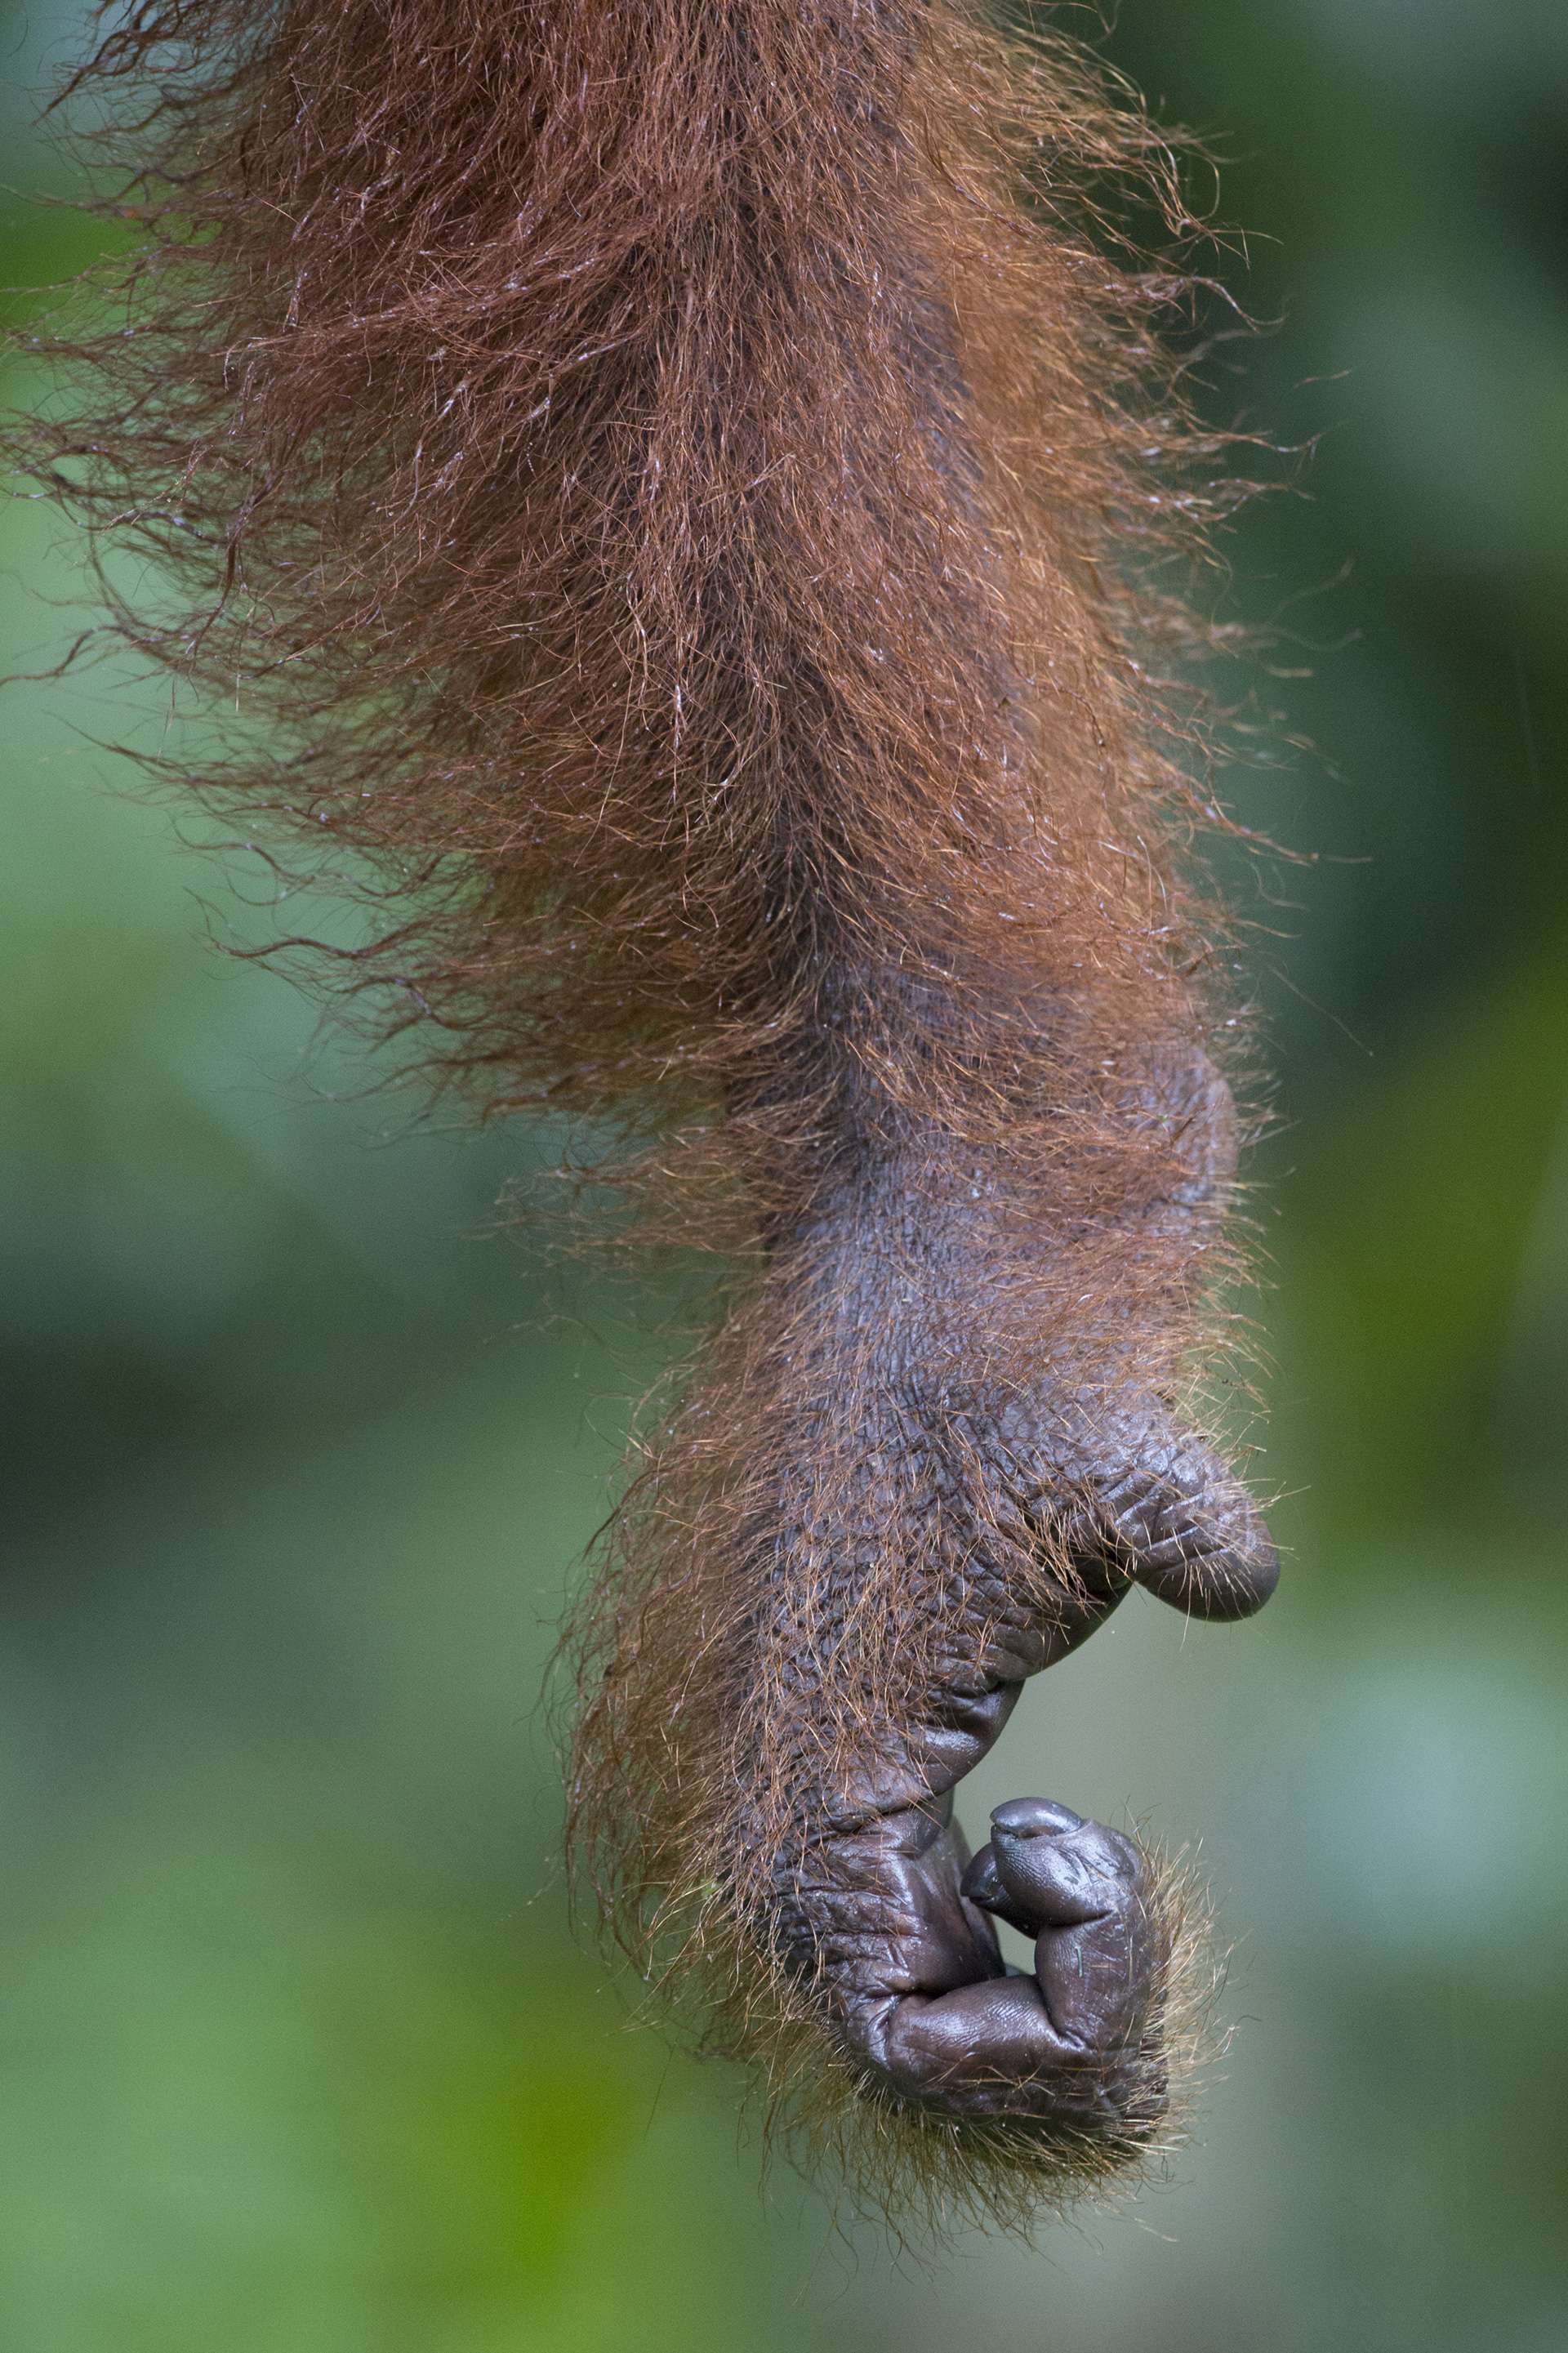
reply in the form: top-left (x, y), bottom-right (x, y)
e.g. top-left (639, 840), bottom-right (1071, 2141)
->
top-left (2, 1), bottom-right (1566, 2346)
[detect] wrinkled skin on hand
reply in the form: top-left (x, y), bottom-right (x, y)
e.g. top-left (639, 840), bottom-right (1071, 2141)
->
top-left (755, 1045), bottom-right (1277, 2135)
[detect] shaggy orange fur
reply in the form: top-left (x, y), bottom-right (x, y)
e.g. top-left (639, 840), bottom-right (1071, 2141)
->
top-left (10, 0), bottom-right (1276, 2229)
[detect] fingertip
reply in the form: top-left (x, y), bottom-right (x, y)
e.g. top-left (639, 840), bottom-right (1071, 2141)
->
top-left (1138, 1524), bottom-right (1280, 1621)
top-left (960, 1841), bottom-right (1004, 1909)
top-left (991, 1796), bottom-right (1082, 1839)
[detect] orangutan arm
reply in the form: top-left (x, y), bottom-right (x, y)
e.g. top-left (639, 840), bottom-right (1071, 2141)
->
top-left (14, 0), bottom-right (1283, 2222)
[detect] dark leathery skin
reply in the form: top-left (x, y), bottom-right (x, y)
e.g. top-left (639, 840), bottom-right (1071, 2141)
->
top-left (766, 1047), bottom-right (1277, 2128)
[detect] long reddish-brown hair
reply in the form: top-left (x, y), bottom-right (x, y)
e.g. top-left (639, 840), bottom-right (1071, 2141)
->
top-left (10, 0), bottom-right (1265, 2228)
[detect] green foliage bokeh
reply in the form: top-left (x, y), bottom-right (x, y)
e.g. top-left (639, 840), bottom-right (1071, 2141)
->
top-left (2, 3), bottom-right (1565, 2346)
